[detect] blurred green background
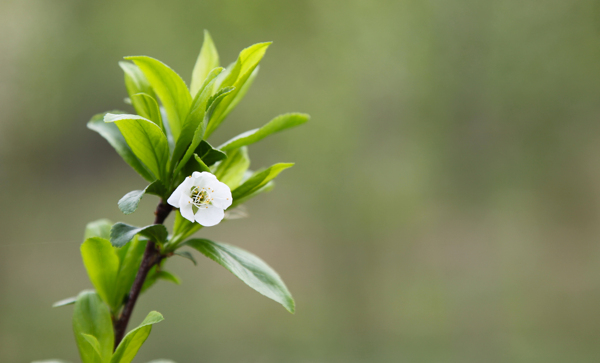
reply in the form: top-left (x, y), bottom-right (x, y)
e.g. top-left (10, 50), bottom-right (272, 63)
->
top-left (2, 0), bottom-right (600, 362)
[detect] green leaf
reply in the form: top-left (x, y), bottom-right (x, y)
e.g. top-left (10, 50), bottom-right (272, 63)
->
top-left (84, 219), bottom-right (113, 240)
top-left (113, 237), bottom-right (146, 307)
top-left (171, 68), bottom-right (223, 168)
top-left (174, 251), bottom-right (197, 265)
top-left (73, 291), bottom-right (114, 363)
top-left (119, 61), bottom-right (156, 100)
top-left (117, 179), bottom-right (167, 215)
top-left (104, 113), bottom-right (170, 181)
top-left (111, 311), bottom-right (164, 363)
top-left (168, 210), bottom-right (202, 248)
top-left (231, 163), bottom-right (294, 206)
top-left (219, 113), bottom-right (309, 151)
top-left (193, 153), bottom-right (211, 172)
top-left (214, 147), bottom-right (250, 189)
top-left (155, 270), bottom-right (181, 285)
top-left (205, 42), bottom-right (271, 137)
top-left (185, 239), bottom-right (295, 313)
top-left (231, 180), bottom-right (275, 206)
top-left (110, 223), bottom-right (168, 247)
top-left (81, 238), bottom-right (120, 310)
top-left (81, 334), bottom-right (102, 360)
top-left (88, 112), bottom-right (155, 182)
top-left (190, 30), bottom-right (220, 97)
top-left (52, 296), bottom-right (77, 307)
top-left (222, 66), bottom-right (259, 117)
top-left (175, 87), bottom-right (234, 174)
top-left (126, 56), bottom-right (192, 142)
top-left (131, 93), bottom-right (163, 131)
top-left (196, 140), bottom-right (227, 166)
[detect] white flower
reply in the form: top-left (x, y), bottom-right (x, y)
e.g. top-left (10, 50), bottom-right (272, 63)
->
top-left (167, 171), bottom-right (233, 226)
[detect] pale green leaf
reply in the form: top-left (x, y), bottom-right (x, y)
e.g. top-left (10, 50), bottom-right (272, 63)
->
top-left (131, 93), bottom-right (163, 131)
top-left (126, 56), bottom-right (192, 142)
top-left (111, 311), bottom-right (164, 363)
top-left (73, 291), bottom-right (114, 363)
top-left (81, 238), bottom-right (119, 310)
top-left (185, 239), bottom-right (295, 313)
top-left (88, 112), bottom-right (155, 182)
top-left (205, 42), bottom-right (271, 137)
top-left (214, 147), bottom-right (250, 189)
top-left (110, 223), bottom-right (168, 247)
top-left (104, 113), bottom-right (170, 180)
top-left (171, 67), bottom-right (223, 167)
top-left (231, 163), bottom-right (294, 206)
top-left (84, 219), bottom-right (112, 241)
top-left (220, 113), bottom-right (309, 151)
top-left (175, 87), bottom-right (234, 174)
top-left (190, 30), bottom-right (219, 97)
top-left (52, 296), bottom-right (77, 308)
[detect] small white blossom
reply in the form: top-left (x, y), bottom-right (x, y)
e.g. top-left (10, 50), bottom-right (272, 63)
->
top-left (167, 171), bottom-right (232, 226)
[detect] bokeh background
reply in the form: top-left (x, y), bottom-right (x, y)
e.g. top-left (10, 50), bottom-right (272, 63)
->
top-left (2, 0), bottom-right (600, 362)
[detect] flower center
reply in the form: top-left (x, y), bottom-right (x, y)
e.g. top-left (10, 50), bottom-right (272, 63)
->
top-left (190, 186), bottom-right (213, 208)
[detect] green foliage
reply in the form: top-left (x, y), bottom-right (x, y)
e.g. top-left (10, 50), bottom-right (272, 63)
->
top-left (185, 239), bottom-right (295, 313)
top-left (205, 42), bottom-right (271, 137)
top-left (125, 56), bottom-right (192, 142)
top-left (52, 296), bottom-right (77, 308)
top-left (76, 33), bottom-right (307, 363)
top-left (231, 163), bottom-right (294, 207)
top-left (81, 238), bottom-right (120, 311)
top-left (84, 219), bottom-right (113, 240)
top-left (214, 147), bottom-right (250, 189)
top-left (111, 311), bottom-right (164, 363)
top-left (220, 113), bottom-right (309, 151)
top-left (87, 112), bottom-right (155, 182)
top-left (110, 223), bottom-right (168, 247)
top-left (104, 113), bottom-right (170, 181)
top-left (72, 291), bottom-right (114, 363)
top-left (190, 30), bottom-right (220, 98)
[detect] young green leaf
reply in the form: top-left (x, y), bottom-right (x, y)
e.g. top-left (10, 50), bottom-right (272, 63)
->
top-left (111, 311), bottom-right (164, 363)
top-left (193, 153), bottom-right (211, 173)
top-left (112, 237), bottom-right (146, 307)
top-left (175, 87), bottom-right (235, 174)
top-left (190, 30), bottom-right (220, 97)
top-left (84, 219), bottom-right (113, 240)
top-left (230, 180), bottom-right (275, 206)
top-left (231, 163), bottom-right (294, 206)
top-left (81, 334), bottom-right (102, 360)
top-left (171, 67), bottom-right (223, 167)
top-left (125, 56), bottom-right (192, 142)
top-left (72, 291), bottom-right (114, 363)
top-left (168, 210), bottom-right (203, 248)
top-left (131, 93), bottom-right (163, 131)
top-left (110, 223), bottom-right (168, 247)
top-left (221, 66), bottom-right (259, 117)
top-left (214, 147), bottom-right (250, 189)
top-left (196, 140), bottom-right (227, 166)
top-left (52, 296), bottom-right (77, 308)
top-left (205, 42), bottom-right (271, 137)
top-left (104, 113), bottom-right (170, 180)
top-left (174, 250), bottom-right (197, 265)
top-left (117, 180), bottom-right (164, 215)
top-left (88, 112), bottom-right (155, 182)
top-left (119, 61), bottom-right (156, 100)
top-left (185, 239), bottom-right (295, 313)
top-left (219, 113), bottom-right (309, 151)
top-left (81, 238), bottom-right (120, 310)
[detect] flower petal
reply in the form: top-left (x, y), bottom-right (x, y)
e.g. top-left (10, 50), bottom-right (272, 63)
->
top-left (180, 202), bottom-right (195, 222)
top-left (167, 176), bottom-right (193, 207)
top-left (194, 204), bottom-right (225, 227)
top-left (211, 181), bottom-right (232, 209)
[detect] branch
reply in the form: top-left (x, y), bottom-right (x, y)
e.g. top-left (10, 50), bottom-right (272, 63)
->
top-left (113, 201), bottom-right (172, 349)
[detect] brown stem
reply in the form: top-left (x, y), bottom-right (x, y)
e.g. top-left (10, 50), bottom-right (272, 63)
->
top-left (113, 201), bottom-right (172, 350)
